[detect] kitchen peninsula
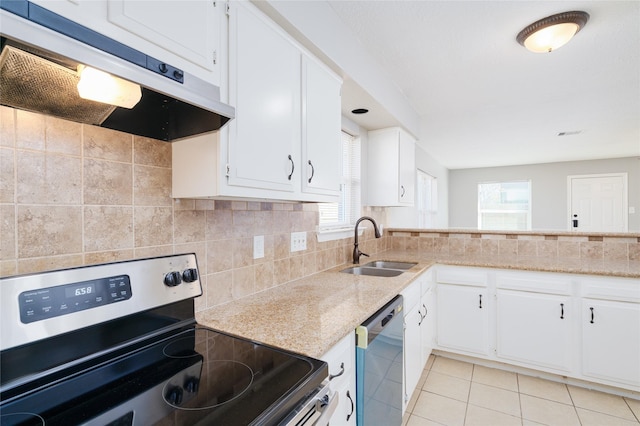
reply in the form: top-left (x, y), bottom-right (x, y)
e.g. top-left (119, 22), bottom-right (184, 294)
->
top-left (197, 229), bottom-right (640, 358)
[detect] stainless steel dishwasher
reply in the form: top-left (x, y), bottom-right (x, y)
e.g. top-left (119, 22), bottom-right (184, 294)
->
top-left (355, 295), bottom-right (404, 426)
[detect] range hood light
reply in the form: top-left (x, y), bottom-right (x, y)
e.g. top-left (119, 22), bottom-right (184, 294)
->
top-left (77, 65), bottom-right (142, 109)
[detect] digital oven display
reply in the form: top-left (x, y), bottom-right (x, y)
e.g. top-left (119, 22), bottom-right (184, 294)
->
top-left (19, 276), bottom-right (132, 324)
top-left (65, 283), bottom-right (96, 298)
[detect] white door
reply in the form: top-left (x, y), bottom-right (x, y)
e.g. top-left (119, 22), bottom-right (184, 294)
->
top-left (568, 174), bottom-right (627, 232)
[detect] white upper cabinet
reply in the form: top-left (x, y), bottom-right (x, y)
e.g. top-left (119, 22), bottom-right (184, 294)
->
top-left (367, 127), bottom-right (415, 206)
top-left (226, 0), bottom-right (300, 193)
top-left (172, 1), bottom-right (342, 202)
top-left (301, 55), bottom-right (342, 197)
top-left (31, 0), bottom-right (222, 83)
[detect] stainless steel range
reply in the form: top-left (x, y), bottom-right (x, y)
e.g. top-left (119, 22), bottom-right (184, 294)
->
top-left (0, 254), bottom-right (336, 425)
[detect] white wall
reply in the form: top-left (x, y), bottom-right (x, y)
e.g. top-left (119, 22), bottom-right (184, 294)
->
top-left (386, 144), bottom-right (449, 229)
top-left (449, 157), bottom-right (640, 231)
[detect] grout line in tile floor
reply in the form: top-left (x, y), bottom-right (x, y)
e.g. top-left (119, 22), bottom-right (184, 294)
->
top-left (402, 355), bottom-right (640, 426)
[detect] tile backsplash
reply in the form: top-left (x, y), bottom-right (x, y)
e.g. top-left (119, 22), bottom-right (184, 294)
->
top-left (0, 106), bottom-right (388, 311)
top-left (389, 230), bottom-right (640, 261)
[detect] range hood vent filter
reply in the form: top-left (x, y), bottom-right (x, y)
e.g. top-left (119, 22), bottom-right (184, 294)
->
top-left (0, 45), bottom-right (115, 124)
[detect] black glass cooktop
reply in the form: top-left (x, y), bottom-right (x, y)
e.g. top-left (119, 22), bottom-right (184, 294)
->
top-left (0, 326), bottom-right (327, 426)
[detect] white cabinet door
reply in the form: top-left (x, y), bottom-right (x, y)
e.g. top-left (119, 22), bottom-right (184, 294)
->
top-left (497, 290), bottom-right (573, 372)
top-left (403, 302), bottom-right (422, 413)
top-left (321, 333), bottom-right (356, 426)
top-left (420, 283), bottom-right (436, 366)
top-left (398, 130), bottom-right (415, 205)
top-left (301, 55), bottom-right (341, 198)
top-left (437, 284), bottom-right (490, 356)
top-left (107, 0), bottom-right (220, 81)
top-left (582, 299), bottom-right (640, 388)
top-left (227, 2), bottom-right (300, 193)
top-left (32, 0), bottom-right (221, 83)
top-left (367, 127), bottom-right (416, 206)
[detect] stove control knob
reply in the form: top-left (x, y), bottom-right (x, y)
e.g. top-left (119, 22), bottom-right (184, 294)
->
top-left (182, 268), bottom-right (199, 283)
top-left (184, 377), bottom-right (200, 393)
top-left (165, 386), bottom-right (184, 405)
top-left (164, 271), bottom-right (182, 287)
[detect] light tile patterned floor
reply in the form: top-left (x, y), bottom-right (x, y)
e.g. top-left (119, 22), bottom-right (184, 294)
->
top-left (402, 355), bottom-right (640, 426)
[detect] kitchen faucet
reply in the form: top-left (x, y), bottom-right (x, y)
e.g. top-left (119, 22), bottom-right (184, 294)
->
top-left (353, 216), bottom-right (382, 264)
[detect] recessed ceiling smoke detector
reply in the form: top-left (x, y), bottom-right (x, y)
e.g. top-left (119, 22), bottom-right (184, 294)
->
top-left (351, 108), bottom-right (369, 114)
top-left (517, 11), bottom-right (589, 53)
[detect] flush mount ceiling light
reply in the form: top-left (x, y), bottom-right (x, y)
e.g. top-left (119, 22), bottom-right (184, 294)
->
top-left (517, 11), bottom-right (589, 53)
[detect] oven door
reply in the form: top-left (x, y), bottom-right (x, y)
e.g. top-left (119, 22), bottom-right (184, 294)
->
top-left (279, 381), bottom-right (338, 426)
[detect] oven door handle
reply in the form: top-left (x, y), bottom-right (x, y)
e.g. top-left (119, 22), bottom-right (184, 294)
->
top-left (312, 391), bottom-right (339, 426)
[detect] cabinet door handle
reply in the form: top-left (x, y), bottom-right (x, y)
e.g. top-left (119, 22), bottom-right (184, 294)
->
top-left (346, 390), bottom-right (354, 421)
top-left (400, 185), bottom-right (405, 197)
top-left (418, 311), bottom-right (424, 326)
top-left (560, 303), bottom-right (564, 319)
top-left (422, 303), bottom-right (427, 318)
top-left (479, 294), bottom-right (483, 309)
top-left (590, 307), bottom-right (594, 324)
top-left (287, 155), bottom-right (295, 181)
top-left (329, 362), bottom-right (344, 381)
top-left (307, 160), bottom-right (315, 183)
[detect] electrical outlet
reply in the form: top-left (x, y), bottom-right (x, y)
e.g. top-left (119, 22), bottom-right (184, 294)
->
top-left (290, 231), bottom-right (307, 252)
top-left (253, 235), bottom-right (264, 259)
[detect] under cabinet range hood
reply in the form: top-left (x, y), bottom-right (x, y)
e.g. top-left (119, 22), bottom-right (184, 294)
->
top-left (0, 0), bottom-right (234, 141)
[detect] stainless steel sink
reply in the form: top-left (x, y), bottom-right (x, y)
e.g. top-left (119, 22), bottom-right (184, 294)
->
top-left (340, 266), bottom-right (404, 277)
top-left (363, 261), bottom-right (417, 270)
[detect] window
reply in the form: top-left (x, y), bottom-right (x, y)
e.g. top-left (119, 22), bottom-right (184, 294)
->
top-left (478, 180), bottom-right (531, 230)
top-left (417, 170), bottom-right (438, 228)
top-left (318, 131), bottom-right (361, 229)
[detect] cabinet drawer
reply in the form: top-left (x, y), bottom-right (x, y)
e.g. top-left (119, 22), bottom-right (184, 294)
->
top-left (401, 279), bottom-right (421, 311)
top-left (581, 276), bottom-right (640, 302)
top-left (496, 271), bottom-right (572, 295)
top-left (436, 266), bottom-right (487, 287)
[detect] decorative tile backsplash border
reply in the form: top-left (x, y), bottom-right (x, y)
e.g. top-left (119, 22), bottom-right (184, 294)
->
top-left (0, 106), bottom-right (388, 312)
top-left (388, 229), bottom-right (640, 261)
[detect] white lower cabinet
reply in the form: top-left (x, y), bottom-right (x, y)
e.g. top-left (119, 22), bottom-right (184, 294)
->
top-left (400, 269), bottom-right (435, 414)
top-left (496, 290), bottom-right (573, 372)
top-left (581, 276), bottom-right (640, 389)
top-left (495, 271), bottom-right (575, 372)
top-left (433, 266), bottom-right (640, 393)
top-left (436, 284), bottom-right (490, 356)
top-left (321, 333), bottom-right (356, 426)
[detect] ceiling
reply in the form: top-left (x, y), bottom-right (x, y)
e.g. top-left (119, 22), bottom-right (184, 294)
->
top-left (327, 1), bottom-right (640, 169)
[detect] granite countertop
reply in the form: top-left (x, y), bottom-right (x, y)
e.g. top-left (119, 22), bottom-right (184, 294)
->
top-left (196, 251), bottom-right (640, 359)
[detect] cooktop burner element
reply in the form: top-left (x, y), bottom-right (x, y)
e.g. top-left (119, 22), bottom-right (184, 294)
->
top-left (0, 254), bottom-right (331, 426)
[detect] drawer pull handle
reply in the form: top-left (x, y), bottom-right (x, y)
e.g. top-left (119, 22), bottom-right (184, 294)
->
top-left (346, 390), bottom-right (354, 421)
top-left (590, 307), bottom-right (594, 324)
top-left (329, 362), bottom-right (344, 381)
top-left (560, 303), bottom-right (564, 319)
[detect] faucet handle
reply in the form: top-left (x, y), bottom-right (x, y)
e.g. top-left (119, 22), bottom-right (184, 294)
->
top-left (360, 251), bottom-right (369, 258)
